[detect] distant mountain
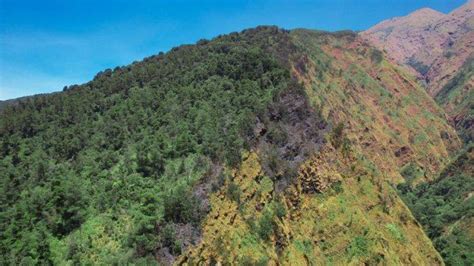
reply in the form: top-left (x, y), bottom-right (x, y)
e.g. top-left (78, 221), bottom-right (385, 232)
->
top-left (362, 0), bottom-right (473, 142)
top-left (362, 3), bottom-right (474, 264)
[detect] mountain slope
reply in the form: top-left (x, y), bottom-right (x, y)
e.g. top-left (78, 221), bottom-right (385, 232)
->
top-left (398, 144), bottom-right (474, 265)
top-left (435, 57), bottom-right (474, 143)
top-left (292, 29), bottom-right (459, 182)
top-left (0, 27), bottom-right (300, 264)
top-left (180, 29), bottom-right (460, 265)
top-left (361, 7), bottom-right (446, 74)
top-left (361, 0), bottom-right (473, 90)
top-left (361, 3), bottom-right (474, 264)
top-left (0, 27), bottom-right (460, 264)
top-left (361, 0), bottom-right (474, 143)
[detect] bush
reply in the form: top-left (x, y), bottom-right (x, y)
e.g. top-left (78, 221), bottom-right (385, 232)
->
top-left (370, 50), bottom-right (383, 64)
top-left (163, 186), bottom-right (201, 225)
top-left (331, 122), bottom-right (345, 149)
top-left (160, 224), bottom-right (182, 255)
top-left (266, 125), bottom-right (288, 146)
top-left (386, 223), bottom-right (405, 242)
top-left (258, 210), bottom-right (276, 240)
top-left (347, 236), bottom-right (368, 258)
top-left (273, 200), bottom-right (287, 219)
top-left (407, 57), bottom-right (429, 75)
top-left (227, 182), bottom-right (242, 204)
top-left (400, 163), bottom-right (423, 183)
top-left (331, 181), bottom-right (344, 194)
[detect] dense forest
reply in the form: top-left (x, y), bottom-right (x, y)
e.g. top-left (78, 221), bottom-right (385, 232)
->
top-left (398, 144), bottom-right (474, 265)
top-left (0, 27), bottom-right (308, 264)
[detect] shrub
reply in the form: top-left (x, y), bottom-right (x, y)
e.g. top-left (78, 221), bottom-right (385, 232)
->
top-left (258, 210), bottom-right (276, 240)
top-left (331, 181), bottom-right (344, 194)
top-left (160, 224), bottom-right (182, 255)
top-left (163, 186), bottom-right (201, 225)
top-left (370, 50), bottom-right (383, 64)
top-left (407, 57), bottom-right (429, 75)
top-left (331, 122), bottom-right (345, 149)
top-left (386, 223), bottom-right (405, 242)
top-left (347, 236), bottom-right (368, 258)
top-left (273, 200), bottom-right (287, 219)
top-left (266, 125), bottom-right (288, 146)
top-left (227, 182), bottom-right (242, 204)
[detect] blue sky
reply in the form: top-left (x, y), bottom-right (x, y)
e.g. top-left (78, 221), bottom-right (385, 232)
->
top-left (0, 0), bottom-right (466, 100)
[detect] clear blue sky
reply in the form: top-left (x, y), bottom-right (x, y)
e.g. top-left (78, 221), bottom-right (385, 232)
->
top-left (0, 0), bottom-right (466, 100)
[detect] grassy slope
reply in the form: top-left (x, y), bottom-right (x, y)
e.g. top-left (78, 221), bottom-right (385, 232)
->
top-left (180, 29), bottom-right (460, 265)
top-left (290, 29), bottom-right (460, 183)
top-left (289, 29), bottom-right (468, 265)
top-left (181, 146), bottom-right (443, 265)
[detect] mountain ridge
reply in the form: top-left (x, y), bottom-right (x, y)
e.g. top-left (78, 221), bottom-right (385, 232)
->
top-left (1, 26), bottom-right (462, 264)
top-left (361, 0), bottom-right (473, 143)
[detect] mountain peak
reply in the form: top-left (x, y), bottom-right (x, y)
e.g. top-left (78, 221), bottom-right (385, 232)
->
top-left (400, 7), bottom-right (446, 25)
top-left (449, 0), bottom-right (474, 16)
top-left (365, 6), bottom-right (445, 32)
top-left (410, 7), bottom-right (445, 17)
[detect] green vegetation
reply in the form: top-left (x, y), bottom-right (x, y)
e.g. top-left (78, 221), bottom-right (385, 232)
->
top-left (370, 49), bottom-right (383, 64)
top-left (330, 122), bottom-right (345, 149)
top-left (399, 162), bottom-right (425, 183)
top-left (0, 26), bottom-right (297, 264)
top-left (435, 57), bottom-right (473, 143)
top-left (398, 145), bottom-right (474, 265)
top-left (257, 209), bottom-right (276, 240)
top-left (227, 181), bottom-right (242, 204)
top-left (347, 235), bottom-right (369, 258)
top-left (386, 223), bottom-right (406, 242)
top-left (0, 25), bottom-right (465, 265)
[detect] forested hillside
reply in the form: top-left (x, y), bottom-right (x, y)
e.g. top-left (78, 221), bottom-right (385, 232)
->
top-left (398, 144), bottom-right (474, 265)
top-left (0, 27), bottom-right (300, 264)
top-left (0, 26), bottom-right (466, 265)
